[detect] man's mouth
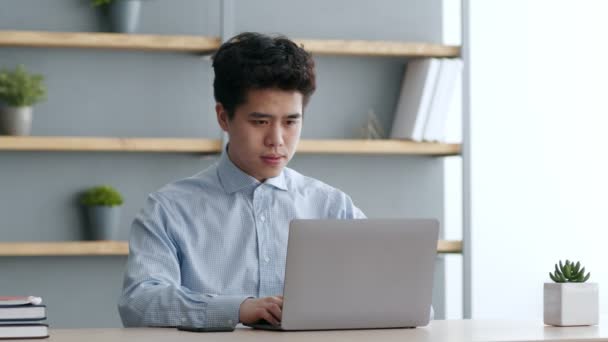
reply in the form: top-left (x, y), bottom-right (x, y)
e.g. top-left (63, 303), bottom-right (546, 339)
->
top-left (261, 154), bottom-right (285, 165)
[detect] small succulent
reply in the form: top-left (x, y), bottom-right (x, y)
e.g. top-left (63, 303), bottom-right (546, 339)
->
top-left (549, 260), bottom-right (591, 283)
top-left (80, 185), bottom-right (124, 207)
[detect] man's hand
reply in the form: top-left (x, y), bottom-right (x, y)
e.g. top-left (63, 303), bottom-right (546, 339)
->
top-left (239, 296), bottom-right (283, 326)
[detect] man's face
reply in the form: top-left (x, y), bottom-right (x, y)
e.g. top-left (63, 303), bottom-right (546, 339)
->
top-left (216, 88), bottom-right (303, 182)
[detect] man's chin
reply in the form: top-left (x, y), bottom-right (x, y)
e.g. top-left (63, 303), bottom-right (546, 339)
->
top-left (262, 170), bottom-right (282, 179)
top-left (258, 165), bottom-right (285, 179)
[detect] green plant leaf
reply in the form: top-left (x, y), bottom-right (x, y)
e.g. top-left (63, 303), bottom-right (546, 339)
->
top-left (549, 272), bottom-right (559, 283)
top-left (563, 263), bottom-right (572, 278)
top-left (578, 267), bottom-right (586, 280)
top-left (573, 261), bottom-right (581, 274)
top-left (583, 272), bottom-right (591, 282)
top-left (555, 265), bottom-right (564, 278)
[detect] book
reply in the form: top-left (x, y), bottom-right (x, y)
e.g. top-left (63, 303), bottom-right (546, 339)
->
top-left (0, 323), bottom-right (49, 339)
top-left (0, 297), bottom-right (42, 307)
top-left (422, 58), bottom-right (463, 142)
top-left (390, 58), bottom-right (441, 141)
top-left (0, 305), bottom-right (46, 321)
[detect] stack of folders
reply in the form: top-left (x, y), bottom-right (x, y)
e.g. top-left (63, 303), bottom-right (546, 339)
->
top-left (0, 296), bottom-right (48, 340)
top-left (390, 58), bottom-right (463, 143)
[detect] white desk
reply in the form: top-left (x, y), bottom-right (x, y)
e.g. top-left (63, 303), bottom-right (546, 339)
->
top-left (41, 320), bottom-right (608, 342)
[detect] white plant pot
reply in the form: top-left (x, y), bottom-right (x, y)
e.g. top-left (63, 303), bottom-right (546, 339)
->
top-left (0, 106), bottom-right (33, 136)
top-left (544, 282), bottom-right (599, 326)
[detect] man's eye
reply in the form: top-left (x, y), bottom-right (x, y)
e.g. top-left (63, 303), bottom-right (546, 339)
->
top-left (253, 120), bottom-right (268, 125)
top-left (286, 120), bottom-right (298, 126)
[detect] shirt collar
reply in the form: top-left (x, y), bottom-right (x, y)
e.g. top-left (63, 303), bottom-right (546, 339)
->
top-left (265, 170), bottom-right (288, 192)
top-left (217, 146), bottom-right (288, 194)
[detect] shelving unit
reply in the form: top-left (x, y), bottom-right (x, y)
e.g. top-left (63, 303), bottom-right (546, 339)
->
top-left (0, 0), bottom-right (470, 322)
top-left (0, 240), bottom-right (462, 256)
top-left (0, 136), bottom-right (461, 156)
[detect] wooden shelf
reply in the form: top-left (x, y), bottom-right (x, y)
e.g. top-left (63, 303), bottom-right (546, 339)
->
top-left (437, 240), bottom-right (463, 254)
top-left (0, 240), bottom-right (461, 256)
top-left (0, 31), bottom-right (459, 57)
top-left (0, 241), bottom-right (128, 256)
top-left (295, 39), bottom-right (460, 57)
top-left (0, 136), bottom-right (222, 153)
top-left (0, 137), bottom-right (460, 156)
top-left (298, 139), bottom-right (460, 156)
top-left (0, 30), bottom-right (221, 53)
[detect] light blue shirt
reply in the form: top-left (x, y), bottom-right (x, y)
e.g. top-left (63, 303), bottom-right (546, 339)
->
top-left (118, 151), bottom-right (366, 328)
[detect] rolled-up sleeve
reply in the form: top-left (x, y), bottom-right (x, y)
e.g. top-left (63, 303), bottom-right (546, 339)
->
top-left (117, 193), bottom-right (248, 328)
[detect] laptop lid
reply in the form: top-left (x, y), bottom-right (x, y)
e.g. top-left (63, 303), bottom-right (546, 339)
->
top-left (280, 218), bottom-right (439, 330)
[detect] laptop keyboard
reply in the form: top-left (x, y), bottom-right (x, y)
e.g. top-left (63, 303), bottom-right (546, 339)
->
top-left (245, 320), bottom-right (283, 331)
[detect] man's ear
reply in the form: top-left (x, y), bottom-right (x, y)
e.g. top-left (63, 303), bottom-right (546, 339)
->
top-left (216, 103), bottom-right (229, 132)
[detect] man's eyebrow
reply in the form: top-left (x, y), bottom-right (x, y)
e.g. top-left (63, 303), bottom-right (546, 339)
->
top-left (248, 112), bottom-right (302, 119)
top-left (249, 112), bottom-right (273, 118)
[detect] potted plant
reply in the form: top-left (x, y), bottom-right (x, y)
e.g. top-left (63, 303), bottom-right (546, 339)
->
top-left (92, 0), bottom-right (143, 34)
top-left (544, 260), bottom-right (598, 326)
top-left (0, 65), bottom-right (46, 136)
top-left (80, 185), bottom-right (124, 240)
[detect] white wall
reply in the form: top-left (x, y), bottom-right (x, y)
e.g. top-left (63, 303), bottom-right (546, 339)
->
top-left (441, 0), bottom-right (464, 319)
top-left (470, 0), bottom-right (608, 319)
top-left (440, 0), bottom-right (464, 319)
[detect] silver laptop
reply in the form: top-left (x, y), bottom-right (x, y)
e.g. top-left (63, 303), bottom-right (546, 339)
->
top-left (248, 218), bottom-right (439, 331)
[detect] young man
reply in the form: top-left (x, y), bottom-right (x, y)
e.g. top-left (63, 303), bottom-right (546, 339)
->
top-left (118, 32), bottom-right (365, 329)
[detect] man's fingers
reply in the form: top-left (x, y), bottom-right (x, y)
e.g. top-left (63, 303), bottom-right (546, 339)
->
top-left (269, 296), bottom-right (283, 307)
top-left (261, 310), bottom-right (280, 326)
top-left (239, 297), bottom-right (285, 325)
top-left (265, 302), bottom-right (282, 322)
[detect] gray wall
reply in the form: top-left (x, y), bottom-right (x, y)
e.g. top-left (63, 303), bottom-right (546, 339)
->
top-left (0, 0), bottom-right (447, 328)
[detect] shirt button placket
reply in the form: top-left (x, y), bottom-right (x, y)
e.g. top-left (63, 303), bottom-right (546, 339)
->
top-left (256, 187), bottom-right (271, 296)
top-left (260, 208), bottom-right (273, 295)
top-left (252, 188), bottom-right (264, 295)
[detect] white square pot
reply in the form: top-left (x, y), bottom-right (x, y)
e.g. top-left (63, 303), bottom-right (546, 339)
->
top-left (544, 282), bottom-right (599, 326)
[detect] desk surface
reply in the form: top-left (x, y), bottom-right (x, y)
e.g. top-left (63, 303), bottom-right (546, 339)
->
top-left (42, 320), bottom-right (608, 342)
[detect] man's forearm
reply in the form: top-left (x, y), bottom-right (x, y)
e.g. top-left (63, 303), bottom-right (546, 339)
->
top-left (118, 283), bottom-right (248, 328)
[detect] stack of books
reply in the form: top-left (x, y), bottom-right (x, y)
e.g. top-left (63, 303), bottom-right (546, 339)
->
top-left (390, 58), bottom-right (463, 143)
top-left (0, 296), bottom-right (48, 339)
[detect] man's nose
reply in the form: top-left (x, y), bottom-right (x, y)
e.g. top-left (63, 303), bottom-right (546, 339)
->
top-left (265, 124), bottom-right (284, 147)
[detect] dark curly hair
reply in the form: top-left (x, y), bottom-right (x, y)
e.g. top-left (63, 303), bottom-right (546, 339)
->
top-left (212, 32), bottom-right (316, 119)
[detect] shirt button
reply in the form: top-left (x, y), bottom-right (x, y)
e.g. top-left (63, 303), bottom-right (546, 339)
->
top-left (228, 320), bottom-right (233, 325)
top-left (260, 215), bottom-right (266, 222)
top-left (264, 256), bottom-right (270, 263)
